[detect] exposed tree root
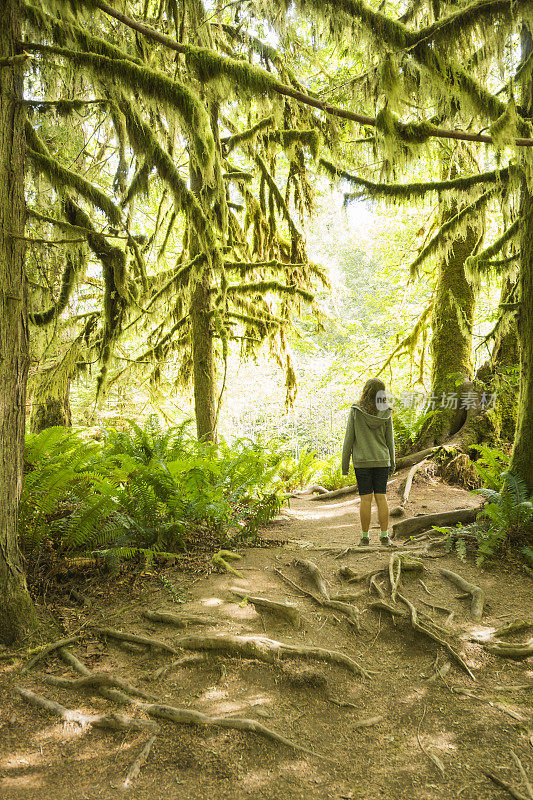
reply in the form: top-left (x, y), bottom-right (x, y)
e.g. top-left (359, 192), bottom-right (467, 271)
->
top-left (370, 598), bottom-right (475, 680)
top-left (95, 628), bottom-right (179, 655)
top-left (484, 638), bottom-right (533, 659)
top-left (493, 621), bottom-right (533, 638)
top-left (21, 636), bottom-right (82, 674)
top-left (416, 705), bottom-right (445, 775)
top-left (137, 701), bottom-right (338, 763)
top-left (38, 671), bottom-right (157, 701)
top-left (151, 653), bottom-right (208, 681)
top-left (329, 591), bottom-right (366, 602)
top-left (392, 508), bottom-right (478, 539)
top-left (230, 589), bottom-right (302, 628)
top-left (121, 735), bottom-right (157, 791)
top-left (389, 554), bottom-right (402, 604)
top-left (397, 593), bottom-right (476, 679)
top-left (212, 550), bottom-right (244, 578)
top-left (510, 750), bottom-right (533, 799)
top-left (16, 687), bottom-right (159, 732)
top-left (390, 459), bottom-right (429, 518)
top-left (172, 633), bottom-right (370, 677)
top-left (17, 687), bottom-right (334, 764)
top-left (483, 770), bottom-right (531, 800)
top-left (439, 569), bottom-right (485, 621)
top-left (293, 558), bottom-right (329, 600)
top-left (275, 564), bottom-right (360, 629)
top-left (141, 610), bottom-right (217, 628)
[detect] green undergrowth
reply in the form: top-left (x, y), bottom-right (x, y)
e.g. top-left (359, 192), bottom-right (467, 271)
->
top-left (433, 445), bottom-right (533, 565)
top-left (19, 417), bottom-right (285, 578)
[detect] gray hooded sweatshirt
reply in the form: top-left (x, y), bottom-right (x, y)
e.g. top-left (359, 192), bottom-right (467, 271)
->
top-left (341, 405), bottom-right (395, 475)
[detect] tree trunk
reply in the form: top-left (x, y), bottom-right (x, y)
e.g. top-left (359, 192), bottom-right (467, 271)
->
top-left (417, 171), bottom-right (480, 447)
top-left (189, 164), bottom-right (217, 442)
top-left (30, 387), bottom-right (72, 433)
top-left (0, 0), bottom-right (37, 644)
top-left (509, 27), bottom-right (533, 490)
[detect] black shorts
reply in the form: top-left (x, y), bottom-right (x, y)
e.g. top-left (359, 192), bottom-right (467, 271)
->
top-left (354, 467), bottom-right (389, 495)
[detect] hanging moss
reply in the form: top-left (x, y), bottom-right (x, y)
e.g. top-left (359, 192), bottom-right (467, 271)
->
top-left (264, 129), bottom-right (321, 159)
top-left (320, 158), bottom-right (512, 199)
top-left (465, 218), bottom-right (519, 275)
top-left (27, 43), bottom-right (216, 179)
top-left (30, 247), bottom-right (86, 325)
top-left (409, 187), bottom-right (499, 275)
top-left (116, 96), bottom-right (223, 275)
top-left (23, 2), bottom-right (143, 65)
top-left (489, 98), bottom-right (519, 149)
top-left (25, 122), bottom-right (122, 225)
top-left (225, 280), bottom-right (313, 302)
top-left (223, 115), bottom-right (275, 152)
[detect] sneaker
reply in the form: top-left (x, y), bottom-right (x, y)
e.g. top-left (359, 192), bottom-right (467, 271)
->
top-left (359, 536), bottom-right (370, 546)
top-left (380, 536), bottom-right (393, 547)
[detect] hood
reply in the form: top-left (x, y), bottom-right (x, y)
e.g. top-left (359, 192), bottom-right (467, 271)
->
top-left (352, 404), bottom-right (391, 428)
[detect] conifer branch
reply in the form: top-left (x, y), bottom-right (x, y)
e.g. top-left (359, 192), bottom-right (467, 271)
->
top-left (320, 158), bottom-right (512, 198)
top-left (25, 123), bottom-right (122, 225)
top-left (66, 0), bottom-right (533, 147)
top-left (465, 219), bottom-right (519, 274)
top-left (23, 42), bottom-right (216, 177)
top-left (29, 249), bottom-right (86, 326)
top-left (410, 188), bottom-right (498, 275)
top-left (224, 281), bottom-right (314, 302)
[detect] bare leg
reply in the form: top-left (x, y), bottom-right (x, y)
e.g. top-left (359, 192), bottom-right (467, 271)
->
top-left (374, 493), bottom-right (389, 533)
top-left (359, 494), bottom-right (372, 532)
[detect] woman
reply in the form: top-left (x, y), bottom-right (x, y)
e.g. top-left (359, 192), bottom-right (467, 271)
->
top-left (341, 378), bottom-right (395, 546)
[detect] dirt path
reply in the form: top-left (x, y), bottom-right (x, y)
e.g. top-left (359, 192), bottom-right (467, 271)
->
top-left (1, 470), bottom-right (533, 800)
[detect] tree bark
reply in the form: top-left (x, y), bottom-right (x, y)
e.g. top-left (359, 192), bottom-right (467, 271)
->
top-left (510, 27), bottom-right (533, 490)
top-left (30, 388), bottom-right (72, 433)
top-left (0, 0), bottom-right (37, 644)
top-left (189, 164), bottom-right (217, 442)
top-left (417, 164), bottom-right (480, 447)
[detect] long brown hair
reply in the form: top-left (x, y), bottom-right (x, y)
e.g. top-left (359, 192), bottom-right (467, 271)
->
top-left (358, 378), bottom-right (386, 415)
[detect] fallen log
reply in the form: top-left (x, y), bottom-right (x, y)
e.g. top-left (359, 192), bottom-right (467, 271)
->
top-left (395, 447), bottom-right (440, 471)
top-left (392, 508), bottom-right (478, 539)
top-left (309, 485), bottom-right (358, 501)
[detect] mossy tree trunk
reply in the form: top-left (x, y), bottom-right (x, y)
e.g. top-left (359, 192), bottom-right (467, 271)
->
top-left (418, 180), bottom-right (480, 447)
top-left (0, 0), bottom-right (37, 644)
top-left (30, 386), bottom-right (72, 433)
top-left (189, 163), bottom-right (217, 442)
top-left (510, 26), bottom-right (533, 489)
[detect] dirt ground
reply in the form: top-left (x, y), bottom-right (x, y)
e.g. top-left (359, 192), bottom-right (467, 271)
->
top-left (1, 468), bottom-right (533, 800)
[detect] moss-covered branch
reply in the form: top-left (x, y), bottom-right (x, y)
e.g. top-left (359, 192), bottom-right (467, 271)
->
top-left (224, 281), bottom-right (314, 303)
top-left (410, 187), bottom-right (498, 275)
top-left (25, 122), bottom-right (121, 225)
top-left (222, 116), bottom-right (275, 152)
top-left (67, 0), bottom-right (533, 147)
top-left (115, 96), bottom-right (223, 274)
top-left (29, 248), bottom-right (86, 326)
top-left (465, 219), bottom-right (519, 274)
top-left (23, 42), bottom-right (215, 177)
top-left (320, 158), bottom-right (512, 199)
